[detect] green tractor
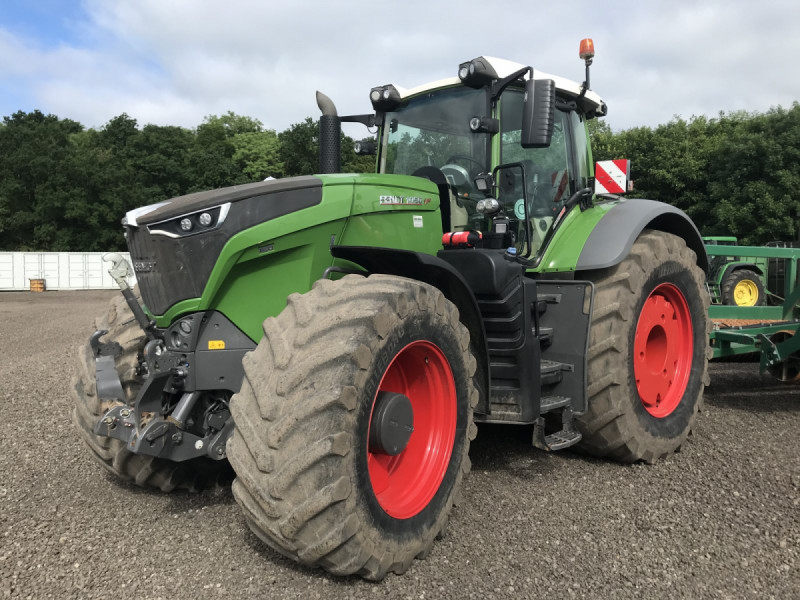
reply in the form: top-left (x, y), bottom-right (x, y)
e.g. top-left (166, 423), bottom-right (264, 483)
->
top-left (74, 42), bottom-right (710, 580)
top-left (704, 236), bottom-right (767, 306)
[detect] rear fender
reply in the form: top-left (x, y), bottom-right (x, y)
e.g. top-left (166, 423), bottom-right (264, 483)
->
top-left (330, 245), bottom-right (491, 415)
top-left (720, 262), bottom-right (764, 283)
top-left (575, 199), bottom-right (708, 274)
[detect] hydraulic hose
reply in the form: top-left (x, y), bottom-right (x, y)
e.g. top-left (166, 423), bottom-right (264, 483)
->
top-left (103, 253), bottom-right (156, 334)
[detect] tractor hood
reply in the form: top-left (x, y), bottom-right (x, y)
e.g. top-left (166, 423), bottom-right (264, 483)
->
top-left (124, 173), bottom-right (442, 318)
top-left (124, 176), bottom-right (324, 316)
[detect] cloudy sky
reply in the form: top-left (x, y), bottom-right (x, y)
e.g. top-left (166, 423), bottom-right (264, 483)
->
top-left (2, 0), bottom-right (799, 134)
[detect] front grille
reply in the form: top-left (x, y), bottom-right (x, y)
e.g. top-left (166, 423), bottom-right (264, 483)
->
top-left (127, 227), bottom-right (207, 315)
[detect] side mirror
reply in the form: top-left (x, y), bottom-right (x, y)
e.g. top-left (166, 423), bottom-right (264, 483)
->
top-left (521, 79), bottom-right (555, 148)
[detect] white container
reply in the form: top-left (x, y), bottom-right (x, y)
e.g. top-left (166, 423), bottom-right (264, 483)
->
top-left (0, 252), bottom-right (137, 291)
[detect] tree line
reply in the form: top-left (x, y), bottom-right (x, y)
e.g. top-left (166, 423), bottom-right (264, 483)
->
top-left (588, 103), bottom-right (800, 245)
top-left (0, 111), bottom-right (373, 251)
top-left (1, 103), bottom-right (798, 251)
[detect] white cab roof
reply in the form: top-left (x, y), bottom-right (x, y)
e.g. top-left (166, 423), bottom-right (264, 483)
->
top-left (390, 56), bottom-right (605, 115)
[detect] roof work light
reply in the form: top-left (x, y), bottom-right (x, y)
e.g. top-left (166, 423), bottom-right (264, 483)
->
top-left (457, 57), bottom-right (499, 88)
top-left (369, 85), bottom-right (402, 111)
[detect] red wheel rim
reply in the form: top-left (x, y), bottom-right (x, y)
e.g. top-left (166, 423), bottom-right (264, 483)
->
top-left (633, 283), bottom-right (693, 418)
top-left (366, 341), bottom-right (457, 519)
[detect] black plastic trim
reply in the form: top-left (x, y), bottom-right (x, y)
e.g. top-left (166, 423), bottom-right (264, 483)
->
top-left (575, 199), bottom-right (708, 273)
top-left (411, 166), bottom-right (451, 233)
top-left (137, 176), bottom-right (322, 225)
top-left (160, 310), bottom-right (256, 393)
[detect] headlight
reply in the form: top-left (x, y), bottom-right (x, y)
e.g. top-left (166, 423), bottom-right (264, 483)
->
top-left (476, 198), bottom-right (500, 215)
top-left (147, 203), bottom-right (230, 238)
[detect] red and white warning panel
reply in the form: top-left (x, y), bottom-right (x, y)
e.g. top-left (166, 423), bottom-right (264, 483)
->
top-left (594, 159), bottom-right (630, 195)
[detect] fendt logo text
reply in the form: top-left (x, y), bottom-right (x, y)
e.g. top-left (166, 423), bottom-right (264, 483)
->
top-left (133, 261), bottom-right (156, 273)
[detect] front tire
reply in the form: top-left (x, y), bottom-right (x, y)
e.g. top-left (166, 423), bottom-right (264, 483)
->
top-left (577, 230), bottom-right (711, 463)
top-left (228, 275), bottom-right (478, 580)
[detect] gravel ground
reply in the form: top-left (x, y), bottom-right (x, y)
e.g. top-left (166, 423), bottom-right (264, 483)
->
top-left (1, 291), bottom-right (798, 599)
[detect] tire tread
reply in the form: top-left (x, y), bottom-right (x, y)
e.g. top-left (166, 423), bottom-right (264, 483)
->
top-left (577, 230), bottom-right (711, 463)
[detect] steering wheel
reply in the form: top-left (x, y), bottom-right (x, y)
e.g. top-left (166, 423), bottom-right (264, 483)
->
top-left (440, 163), bottom-right (471, 188)
top-left (444, 154), bottom-right (484, 171)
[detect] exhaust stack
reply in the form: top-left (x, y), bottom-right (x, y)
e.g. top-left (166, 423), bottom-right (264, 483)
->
top-left (316, 91), bottom-right (341, 174)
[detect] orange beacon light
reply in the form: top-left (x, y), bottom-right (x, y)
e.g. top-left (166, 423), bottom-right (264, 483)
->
top-left (579, 38), bottom-right (595, 61)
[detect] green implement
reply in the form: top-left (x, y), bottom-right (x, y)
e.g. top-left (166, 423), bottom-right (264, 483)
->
top-left (708, 244), bottom-right (800, 380)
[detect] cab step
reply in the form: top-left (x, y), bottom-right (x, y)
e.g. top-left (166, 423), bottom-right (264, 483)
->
top-left (532, 406), bottom-right (582, 452)
top-left (537, 326), bottom-right (554, 347)
top-left (540, 359), bottom-right (572, 386)
top-left (539, 395), bottom-right (571, 414)
top-left (533, 422), bottom-right (582, 451)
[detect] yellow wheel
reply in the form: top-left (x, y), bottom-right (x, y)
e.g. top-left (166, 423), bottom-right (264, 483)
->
top-left (721, 269), bottom-right (765, 307)
top-left (733, 279), bottom-right (759, 306)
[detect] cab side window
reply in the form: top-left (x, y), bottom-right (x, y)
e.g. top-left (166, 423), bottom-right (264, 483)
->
top-left (499, 92), bottom-right (572, 253)
top-left (500, 96), bottom-right (572, 216)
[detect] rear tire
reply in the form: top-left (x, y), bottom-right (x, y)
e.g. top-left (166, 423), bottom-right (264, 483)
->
top-left (228, 275), bottom-right (478, 580)
top-left (72, 289), bottom-right (231, 492)
top-left (721, 269), bottom-right (765, 306)
top-left (577, 230), bottom-right (711, 463)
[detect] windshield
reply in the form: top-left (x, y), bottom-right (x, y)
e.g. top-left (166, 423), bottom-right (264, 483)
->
top-left (383, 87), bottom-right (489, 176)
top-left (382, 87), bottom-right (489, 230)
top-left (380, 85), bottom-right (576, 255)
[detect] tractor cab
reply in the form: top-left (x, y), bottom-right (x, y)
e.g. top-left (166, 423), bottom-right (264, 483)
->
top-left (361, 53), bottom-right (605, 259)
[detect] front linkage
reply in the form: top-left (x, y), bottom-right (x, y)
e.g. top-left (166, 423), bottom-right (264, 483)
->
top-left (90, 254), bottom-right (254, 462)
